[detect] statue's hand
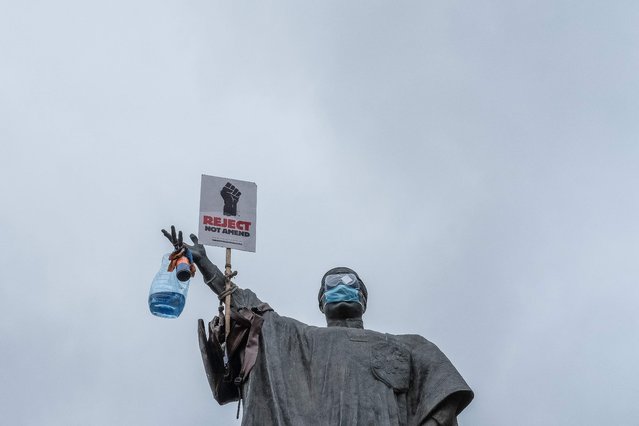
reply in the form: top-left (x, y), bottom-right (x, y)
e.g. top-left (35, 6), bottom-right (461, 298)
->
top-left (184, 233), bottom-right (207, 265)
top-left (161, 226), bottom-right (207, 264)
top-left (161, 225), bottom-right (223, 294)
top-left (161, 225), bottom-right (184, 251)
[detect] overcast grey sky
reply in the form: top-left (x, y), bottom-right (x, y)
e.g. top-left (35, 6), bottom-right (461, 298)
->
top-left (1, 1), bottom-right (638, 425)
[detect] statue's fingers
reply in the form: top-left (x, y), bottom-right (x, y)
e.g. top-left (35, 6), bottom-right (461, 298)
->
top-left (161, 229), bottom-right (173, 242)
top-left (178, 230), bottom-right (183, 247)
top-left (190, 233), bottom-right (199, 245)
top-left (170, 225), bottom-right (177, 243)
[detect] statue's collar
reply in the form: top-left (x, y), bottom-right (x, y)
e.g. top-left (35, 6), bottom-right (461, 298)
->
top-left (326, 318), bottom-right (364, 329)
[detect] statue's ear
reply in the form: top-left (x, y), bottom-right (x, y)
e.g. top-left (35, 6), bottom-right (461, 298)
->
top-left (319, 299), bottom-right (325, 313)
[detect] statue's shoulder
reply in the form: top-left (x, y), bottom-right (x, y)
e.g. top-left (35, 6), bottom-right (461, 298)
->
top-left (394, 333), bottom-right (435, 348)
top-left (275, 314), bottom-right (312, 328)
top-left (393, 334), bottom-right (449, 361)
top-left (266, 313), bottom-right (325, 337)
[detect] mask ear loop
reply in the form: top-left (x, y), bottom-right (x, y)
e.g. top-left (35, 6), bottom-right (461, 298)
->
top-left (319, 280), bottom-right (331, 313)
top-left (358, 290), bottom-right (367, 313)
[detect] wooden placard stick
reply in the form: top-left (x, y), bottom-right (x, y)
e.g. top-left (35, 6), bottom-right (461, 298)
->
top-left (224, 247), bottom-right (233, 341)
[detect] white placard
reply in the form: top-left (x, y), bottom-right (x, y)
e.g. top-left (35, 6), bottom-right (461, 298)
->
top-left (198, 174), bottom-right (257, 252)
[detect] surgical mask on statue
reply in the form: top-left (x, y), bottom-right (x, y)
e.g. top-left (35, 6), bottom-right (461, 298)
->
top-left (323, 284), bottom-right (362, 305)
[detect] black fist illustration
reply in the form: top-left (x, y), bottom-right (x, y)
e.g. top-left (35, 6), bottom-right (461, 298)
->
top-left (220, 182), bottom-right (241, 216)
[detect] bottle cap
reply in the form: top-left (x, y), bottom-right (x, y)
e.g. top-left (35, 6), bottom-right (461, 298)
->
top-left (176, 262), bottom-right (191, 282)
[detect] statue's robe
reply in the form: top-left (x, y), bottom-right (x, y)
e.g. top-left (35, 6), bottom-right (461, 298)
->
top-left (200, 288), bottom-right (473, 426)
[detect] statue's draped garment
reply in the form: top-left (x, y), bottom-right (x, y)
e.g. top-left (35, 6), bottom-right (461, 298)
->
top-left (201, 288), bottom-right (473, 426)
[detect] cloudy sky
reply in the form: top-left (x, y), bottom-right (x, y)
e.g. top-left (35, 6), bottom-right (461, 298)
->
top-left (1, 1), bottom-right (638, 425)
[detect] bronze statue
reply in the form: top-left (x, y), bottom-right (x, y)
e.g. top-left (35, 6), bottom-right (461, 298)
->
top-left (164, 228), bottom-right (473, 425)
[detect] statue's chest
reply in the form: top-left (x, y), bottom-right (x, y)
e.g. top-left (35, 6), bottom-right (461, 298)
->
top-left (308, 329), bottom-right (411, 393)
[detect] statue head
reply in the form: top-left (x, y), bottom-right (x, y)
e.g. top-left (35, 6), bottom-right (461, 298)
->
top-left (318, 267), bottom-right (368, 321)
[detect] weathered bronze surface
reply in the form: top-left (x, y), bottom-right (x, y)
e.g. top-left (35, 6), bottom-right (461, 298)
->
top-left (177, 230), bottom-right (473, 425)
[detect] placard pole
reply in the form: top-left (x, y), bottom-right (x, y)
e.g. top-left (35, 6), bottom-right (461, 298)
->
top-left (224, 247), bottom-right (232, 341)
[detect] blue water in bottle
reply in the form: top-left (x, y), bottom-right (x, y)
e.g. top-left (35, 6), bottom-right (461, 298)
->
top-left (149, 254), bottom-right (190, 318)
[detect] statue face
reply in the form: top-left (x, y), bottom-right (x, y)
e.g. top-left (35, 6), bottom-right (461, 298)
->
top-left (323, 300), bottom-right (365, 320)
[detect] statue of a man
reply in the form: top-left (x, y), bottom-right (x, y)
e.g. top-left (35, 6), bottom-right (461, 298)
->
top-left (170, 230), bottom-right (473, 425)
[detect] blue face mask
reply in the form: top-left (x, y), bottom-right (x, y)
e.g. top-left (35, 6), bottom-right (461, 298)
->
top-left (323, 284), bottom-right (362, 305)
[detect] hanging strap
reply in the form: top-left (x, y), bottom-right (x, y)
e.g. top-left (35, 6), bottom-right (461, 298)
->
top-left (225, 303), bottom-right (273, 419)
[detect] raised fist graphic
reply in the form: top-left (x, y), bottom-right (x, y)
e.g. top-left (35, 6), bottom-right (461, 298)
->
top-left (220, 182), bottom-right (241, 216)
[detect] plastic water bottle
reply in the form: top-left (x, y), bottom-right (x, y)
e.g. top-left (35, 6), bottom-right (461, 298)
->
top-left (149, 253), bottom-right (190, 318)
